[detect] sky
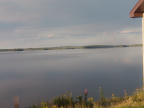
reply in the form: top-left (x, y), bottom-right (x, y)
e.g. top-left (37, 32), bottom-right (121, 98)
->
top-left (0, 0), bottom-right (142, 49)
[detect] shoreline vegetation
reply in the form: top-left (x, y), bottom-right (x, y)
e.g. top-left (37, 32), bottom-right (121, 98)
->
top-left (23, 87), bottom-right (144, 108)
top-left (0, 44), bottom-right (142, 52)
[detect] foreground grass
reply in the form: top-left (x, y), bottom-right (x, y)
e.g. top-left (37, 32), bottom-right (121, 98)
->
top-left (25, 87), bottom-right (144, 108)
top-left (110, 89), bottom-right (144, 108)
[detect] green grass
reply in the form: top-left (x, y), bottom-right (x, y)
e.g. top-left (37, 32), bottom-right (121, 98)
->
top-left (25, 87), bottom-right (144, 108)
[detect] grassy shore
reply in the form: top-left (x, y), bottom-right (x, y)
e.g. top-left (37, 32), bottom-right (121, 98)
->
top-left (1, 44), bottom-right (142, 52)
top-left (25, 87), bottom-right (144, 108)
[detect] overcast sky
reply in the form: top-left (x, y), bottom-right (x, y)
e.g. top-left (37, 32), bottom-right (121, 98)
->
top-left (0, 0), bottom-right (142, 48)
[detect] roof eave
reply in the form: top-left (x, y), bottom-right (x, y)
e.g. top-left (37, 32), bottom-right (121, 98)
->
top-left (130, 13), bottom-right (143, 18)
top-left (130, 0), bottom-right (144, 18)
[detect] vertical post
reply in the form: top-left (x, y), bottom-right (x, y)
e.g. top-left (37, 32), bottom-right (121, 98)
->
top-left (142, 13), bottom-right (144, 85)
top-left (13, 96), bottom-right (19, 108)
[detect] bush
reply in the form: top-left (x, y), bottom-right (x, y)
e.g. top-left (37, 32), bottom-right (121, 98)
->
top-left (53, 92), bottom-right (74, 107)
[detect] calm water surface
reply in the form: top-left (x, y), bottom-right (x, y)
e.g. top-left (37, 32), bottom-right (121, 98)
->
top-left (0, 47), bottom-right (142, 107)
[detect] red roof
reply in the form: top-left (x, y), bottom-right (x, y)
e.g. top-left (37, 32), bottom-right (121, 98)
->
top-left (130, 0), bottom-right (144, 18)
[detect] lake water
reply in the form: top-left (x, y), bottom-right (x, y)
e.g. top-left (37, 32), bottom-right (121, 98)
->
top-left (0, 47), bottom-right (143, 107)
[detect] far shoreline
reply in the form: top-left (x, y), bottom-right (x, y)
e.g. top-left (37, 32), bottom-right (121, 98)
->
top-left (0, 44), bottom-right (142, 52)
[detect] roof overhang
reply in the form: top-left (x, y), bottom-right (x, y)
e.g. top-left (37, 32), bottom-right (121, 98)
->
top-left (130, 0), bottom-right (144, 18)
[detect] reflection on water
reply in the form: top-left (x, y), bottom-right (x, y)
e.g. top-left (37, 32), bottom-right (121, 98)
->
top-left (0, 47), bottom-right (142, 107)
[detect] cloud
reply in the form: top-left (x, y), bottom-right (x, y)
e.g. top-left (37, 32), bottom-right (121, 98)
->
top-left (34, 38), bottom-right (41, 40)
top-left (47, 34), bottom-right (55, 38)
top-left (0, 0), bottom-right (141, 49)
top-left (0, 0), bottom-right (44, 24)
top-left (118, 30), bottom-right (141, 34)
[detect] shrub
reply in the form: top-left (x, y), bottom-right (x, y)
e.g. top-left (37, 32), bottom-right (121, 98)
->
top-left (53, 92), bottom-right (74, 107)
